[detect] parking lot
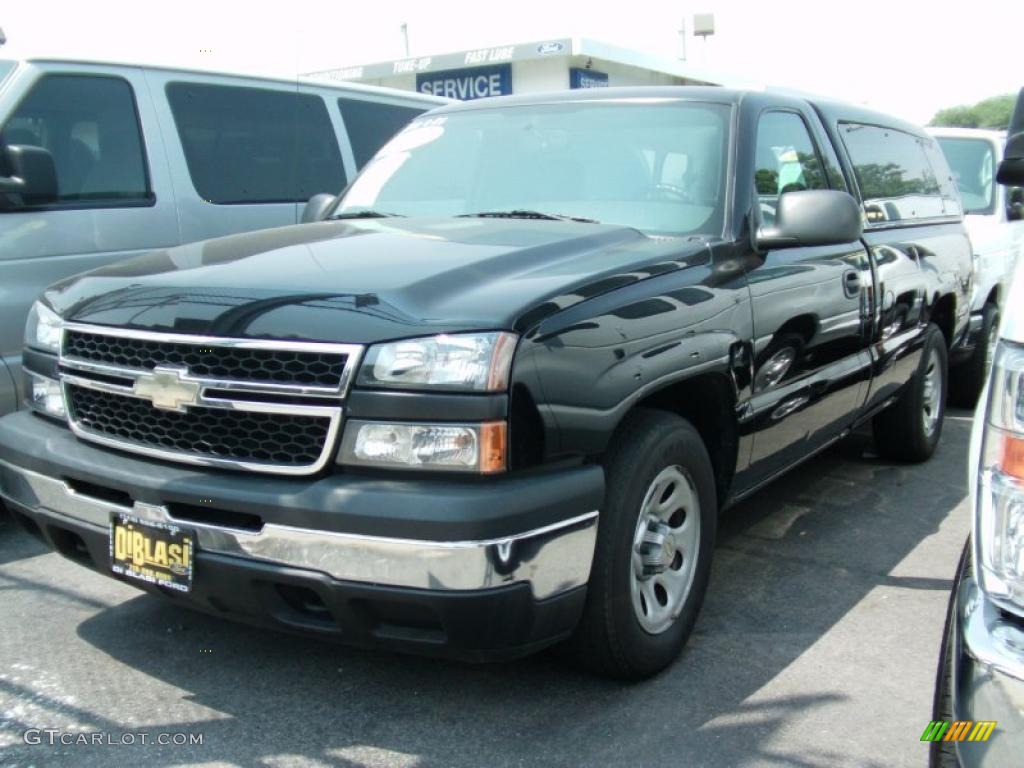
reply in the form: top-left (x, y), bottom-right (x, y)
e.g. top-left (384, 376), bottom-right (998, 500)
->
top-left (0, 410), bottom-right (972, 768)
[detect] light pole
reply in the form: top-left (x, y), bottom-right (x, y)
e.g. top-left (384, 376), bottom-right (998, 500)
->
top-left (400, 23), bottom-right (410, 58)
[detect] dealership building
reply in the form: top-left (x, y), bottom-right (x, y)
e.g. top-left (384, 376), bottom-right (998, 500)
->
top-left (304, 38), bottom-right (753, 101)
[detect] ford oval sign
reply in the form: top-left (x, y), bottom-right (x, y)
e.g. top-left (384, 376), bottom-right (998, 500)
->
top-left (537, 42), bottom-right (565, 55)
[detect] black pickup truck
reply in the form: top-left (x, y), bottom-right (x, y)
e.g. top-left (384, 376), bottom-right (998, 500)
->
top-left (0, 87), bottom-right (971, 679)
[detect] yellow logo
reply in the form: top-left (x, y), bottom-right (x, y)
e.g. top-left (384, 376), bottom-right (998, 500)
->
top-left (921, 721), bottom-right (996, 742)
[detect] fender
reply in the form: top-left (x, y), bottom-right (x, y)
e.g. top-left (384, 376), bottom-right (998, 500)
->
top-left (518, 247), bottom-right (752, 461)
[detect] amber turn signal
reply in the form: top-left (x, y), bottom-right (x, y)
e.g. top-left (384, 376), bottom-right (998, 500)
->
top-left (1000, 433), bottom-right (1024, 480)
top-left (479, 421), bottom-right (508, 474)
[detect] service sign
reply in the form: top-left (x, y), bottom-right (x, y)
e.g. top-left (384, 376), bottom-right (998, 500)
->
top-left (417, 64), bottom-right (512, 101)
top-left (570, 68), bottom-right (609, 89)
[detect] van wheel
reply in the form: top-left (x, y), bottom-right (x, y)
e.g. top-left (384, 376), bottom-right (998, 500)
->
top-left (873, 323), bottom-right (947, 462)
top-left (951, 303), bottom-right (998, 406)
top-left (568, 408), bottom-right (716, 680)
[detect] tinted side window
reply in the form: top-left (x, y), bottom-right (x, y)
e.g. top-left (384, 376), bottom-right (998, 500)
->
top-left (754, 111), bottom-right (826, 226)
top-left (1, 74), bottom-right (150, 206)
top-left (840, 122), bottom-right (947, 223)
top-left (337, 98), bottom-right (426, 168)
top-left (167, 83), bottom-right (345, 204)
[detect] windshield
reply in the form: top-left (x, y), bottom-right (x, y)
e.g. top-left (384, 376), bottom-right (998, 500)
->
top-left (935, 136), bottom-right (996, 215)
top-left (337, 100), bottom-right (732, 237)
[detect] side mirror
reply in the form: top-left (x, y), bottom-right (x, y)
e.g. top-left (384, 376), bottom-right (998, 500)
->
top-left (997, 88), bottom-right (1024, 187)
top-left (0, 144), bottom-right (58, 205)
top-left (756, 189), bottom-right (863, 251)
top-left (301, 193), bottom-right (337, 224)
top-left (998, 134), bottom-right (1024, 187)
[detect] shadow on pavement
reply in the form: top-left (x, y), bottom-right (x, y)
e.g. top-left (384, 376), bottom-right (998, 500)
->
top-left (0, 505), bottom-right (50, 566)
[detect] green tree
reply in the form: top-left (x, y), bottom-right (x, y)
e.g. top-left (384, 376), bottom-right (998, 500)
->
top-left (930, 94), bottom-right (1017, 130)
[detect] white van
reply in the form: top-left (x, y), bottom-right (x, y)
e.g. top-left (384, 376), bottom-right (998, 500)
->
top-left (0, 58), bottom-right (446, 416)
top-left (931, 127), bottom-right (1024, 401)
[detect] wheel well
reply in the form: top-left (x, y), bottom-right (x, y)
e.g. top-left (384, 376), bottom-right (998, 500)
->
top-left (629, 374), bottom-right (737, 507)
top-left (930, 293), bottom-right (956, 348)
top-left (774, 314), bottom-right (817, 344)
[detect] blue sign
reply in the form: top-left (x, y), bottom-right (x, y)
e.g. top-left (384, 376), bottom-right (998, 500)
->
top-left (417, 64), bottom-right (512, 101)
top-left (570, 68), bottom-right (609, 89)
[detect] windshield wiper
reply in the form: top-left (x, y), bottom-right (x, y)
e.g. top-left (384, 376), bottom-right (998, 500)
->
top-left (458, 209), bottom-right (600, 224)
top-left (332, 209), bottom-right (405, 220)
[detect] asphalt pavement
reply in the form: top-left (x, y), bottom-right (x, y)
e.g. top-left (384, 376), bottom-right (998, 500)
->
top-left (0, 412), bottom-right (974, 767)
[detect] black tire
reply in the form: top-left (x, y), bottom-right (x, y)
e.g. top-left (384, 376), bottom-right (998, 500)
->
top-left (951, 303), bottom-right (998, 407)
top-left (873, 323), bottom-right (948, 463)
top-left (929, 540), bottom-right (969, 768)
top-left (567, 408), bottom-right (717, 680)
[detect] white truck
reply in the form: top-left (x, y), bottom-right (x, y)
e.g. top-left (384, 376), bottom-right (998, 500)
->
top-left (930, 90), bottom-right (1024, 768)
top-left (931, 127), bottom-right (1024, 402)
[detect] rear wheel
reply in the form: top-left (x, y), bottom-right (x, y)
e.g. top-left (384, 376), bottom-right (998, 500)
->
top-left (873, 323), bottom-right (947, 462)
top-left (568, 408), bottom-right (717, 680)
top-left (951, 303), bottom-right (998, 407)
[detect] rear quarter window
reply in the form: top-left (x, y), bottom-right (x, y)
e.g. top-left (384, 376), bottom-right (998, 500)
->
top-left (337, 98), bottom-right (427, 168)
top-left (840, 122), bottom-right (956, 224)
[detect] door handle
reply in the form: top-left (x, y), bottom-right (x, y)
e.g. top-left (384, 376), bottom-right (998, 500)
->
top-left (842, 270), bottom-right (861, 298)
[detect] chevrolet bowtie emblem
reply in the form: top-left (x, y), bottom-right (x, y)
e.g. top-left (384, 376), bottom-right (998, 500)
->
top-left (133, 367), bottom-right (201, 412)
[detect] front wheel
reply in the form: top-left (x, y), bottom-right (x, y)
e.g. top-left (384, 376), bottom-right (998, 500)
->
top-left (873, 323), bottom-right (948, 462)
top-left (568, 409), bottom-right (717, 680)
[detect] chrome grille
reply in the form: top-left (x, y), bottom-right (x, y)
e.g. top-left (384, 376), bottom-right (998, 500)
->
top-left (58, 324), bottom-right (362, 475)
top-left (64, 329), bottom-right (348, 388)
top-left (68, 385), bottom-right (332, 467)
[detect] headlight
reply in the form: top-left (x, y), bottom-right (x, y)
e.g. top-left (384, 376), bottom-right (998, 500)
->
top-left (339, 420), bottom-right (506, 473)
top-left (975, 341), bottom-right (1024, 615)
top-left (357, 332), bottom-right (516, 392)
top-left (24, 300), bottom-right (62, 353)
top-left (25, 371), bottom-right (66, 420)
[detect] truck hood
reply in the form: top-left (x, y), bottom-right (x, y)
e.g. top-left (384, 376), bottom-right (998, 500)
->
top-left (45, 218), bottom-right (711, 344)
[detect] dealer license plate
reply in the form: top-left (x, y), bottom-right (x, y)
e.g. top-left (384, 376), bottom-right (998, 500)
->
top-left (110, 511), bottom-right (194, 593)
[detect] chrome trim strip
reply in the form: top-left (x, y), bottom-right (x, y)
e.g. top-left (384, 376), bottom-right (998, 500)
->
top-left (60, 322), bottom-right (365, 398)
top-left (57, 323), bottom-right (364, 475)
top-left (60, 372), bottom-right (338, 415)
top-left (0, 459), bottom-right (598, 599)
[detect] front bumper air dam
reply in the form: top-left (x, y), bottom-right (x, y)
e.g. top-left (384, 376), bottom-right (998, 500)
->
top-left (0, 412), bottom-right (603, 660)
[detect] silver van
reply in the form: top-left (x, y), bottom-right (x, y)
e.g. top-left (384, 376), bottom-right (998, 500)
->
top-left (0, 58), bottom-right (446, 416)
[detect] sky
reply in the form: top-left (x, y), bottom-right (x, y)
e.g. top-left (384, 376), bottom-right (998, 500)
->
top-left (1, 0), bottom-right (1021, 125)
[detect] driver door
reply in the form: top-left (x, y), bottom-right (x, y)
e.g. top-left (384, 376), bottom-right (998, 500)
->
top-left (744, 109), bottom-right (873, 483)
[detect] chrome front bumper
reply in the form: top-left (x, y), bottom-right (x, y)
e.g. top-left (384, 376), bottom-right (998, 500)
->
top-left (0, 458), bottom-right (598, 600)
top-left (952, 569), bottom-right (1024, 766)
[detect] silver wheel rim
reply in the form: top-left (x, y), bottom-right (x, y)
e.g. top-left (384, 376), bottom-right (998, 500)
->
top-left (921, 348), bottom-right (943, 436)
top-left (755, 346), bottom-right (797, 391)
top-left (630, 465), bottom-right (701, 634)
